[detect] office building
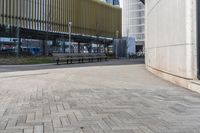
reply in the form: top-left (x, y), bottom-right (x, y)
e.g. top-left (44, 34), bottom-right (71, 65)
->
top-left (0, 0), bottom-right (122, 54)
top-left (0, 0), bottom-right (121, 38)
top-left (100, 0), bottom-right (119, 5)
top-left (123, 0), bottom-right (145, 51)
top-left (106, 0), bottom-right (120, 5)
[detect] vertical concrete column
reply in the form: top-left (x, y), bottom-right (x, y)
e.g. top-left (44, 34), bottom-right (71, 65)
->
top-left (16, 38), bottom-right (21, 57)
top-left (78, 42), bottom-right (81, 53)
top-left (52, 39), bottom-right (56, 52)
top-left (42, 40), bottom-right (48, 56)
top-left (91, 44), bottom-right (93, 53)
top-left (88, 43), bottom-right (92, 53)
top-left (0, 40), bottom-right (2, 51)
top-left (104, 44), bottom-right (108, 54)
top-left (62, 40), bottom-right (65, 53)
top-left (97, 44), bottom-right (99, 53)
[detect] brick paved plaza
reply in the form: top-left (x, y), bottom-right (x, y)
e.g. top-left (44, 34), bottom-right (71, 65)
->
top-left (0, 60), bottom-right (200, 133)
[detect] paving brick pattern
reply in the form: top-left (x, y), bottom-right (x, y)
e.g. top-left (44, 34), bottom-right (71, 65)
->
top-left (0, 61), bottom-right (200, 133)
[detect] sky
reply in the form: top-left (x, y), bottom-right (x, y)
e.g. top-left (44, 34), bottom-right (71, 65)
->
top-left (120, 0), bottom-right (123, 7)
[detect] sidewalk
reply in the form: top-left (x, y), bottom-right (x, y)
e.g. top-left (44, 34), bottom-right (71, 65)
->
top-left (0, 59), bottom-right (200, 133)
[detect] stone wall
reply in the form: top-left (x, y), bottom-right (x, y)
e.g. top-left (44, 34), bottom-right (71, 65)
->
top-left (145, 0), bottom-right (197, 88)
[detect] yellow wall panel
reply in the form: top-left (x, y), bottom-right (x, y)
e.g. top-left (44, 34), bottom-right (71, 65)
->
top-left (1, 0), bottom-right (122, 38)
top-left (0, 0), bottom-right (2, 25)
top-left (2, 0), bottom-right (6, 25)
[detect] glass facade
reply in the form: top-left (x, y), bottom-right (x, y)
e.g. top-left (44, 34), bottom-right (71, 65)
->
top-left (106, 0), bottom-right (120, 5)
top-left (123, 0), bottom-right (145, 45)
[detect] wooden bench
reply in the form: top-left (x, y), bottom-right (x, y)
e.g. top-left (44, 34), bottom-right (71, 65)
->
top-left (53, 53), bottom-right (108, 65)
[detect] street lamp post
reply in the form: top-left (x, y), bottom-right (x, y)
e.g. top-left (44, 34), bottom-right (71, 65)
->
top-left (68, 21), bottom-right (72, 53)
top-left (16, 0), bottom-right (20, 58)
top-left (116, 30), bottom-right (119, 59)
top-left (0, 38), bottom-right (1, 50)
top-left (45, 11), bottom-right (51, 56)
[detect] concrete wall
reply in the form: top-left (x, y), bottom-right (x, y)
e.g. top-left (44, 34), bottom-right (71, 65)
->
top-left (145, 0), bottom-right (197, 88)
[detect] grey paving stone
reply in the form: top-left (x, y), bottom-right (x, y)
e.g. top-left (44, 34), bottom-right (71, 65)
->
top-left (0, 60), bottom-right (200, 133)
top-left (44, 122), bottom-right (54, 133)
top-left (34, 125), bottom-right (43, 133)
top-left (24, 128), bottom-right (34, 133)
top-left (52, 118), bottom-right (62, 128)
top-left (0, 121), bottom-right (8, 130)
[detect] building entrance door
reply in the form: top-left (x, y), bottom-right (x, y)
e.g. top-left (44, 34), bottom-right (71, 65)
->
top-left (197, 0), bottom-right (200, 79)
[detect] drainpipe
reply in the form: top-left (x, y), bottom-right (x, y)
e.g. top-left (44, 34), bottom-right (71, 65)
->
top-left (197, 0), bottom-right (200, 79)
